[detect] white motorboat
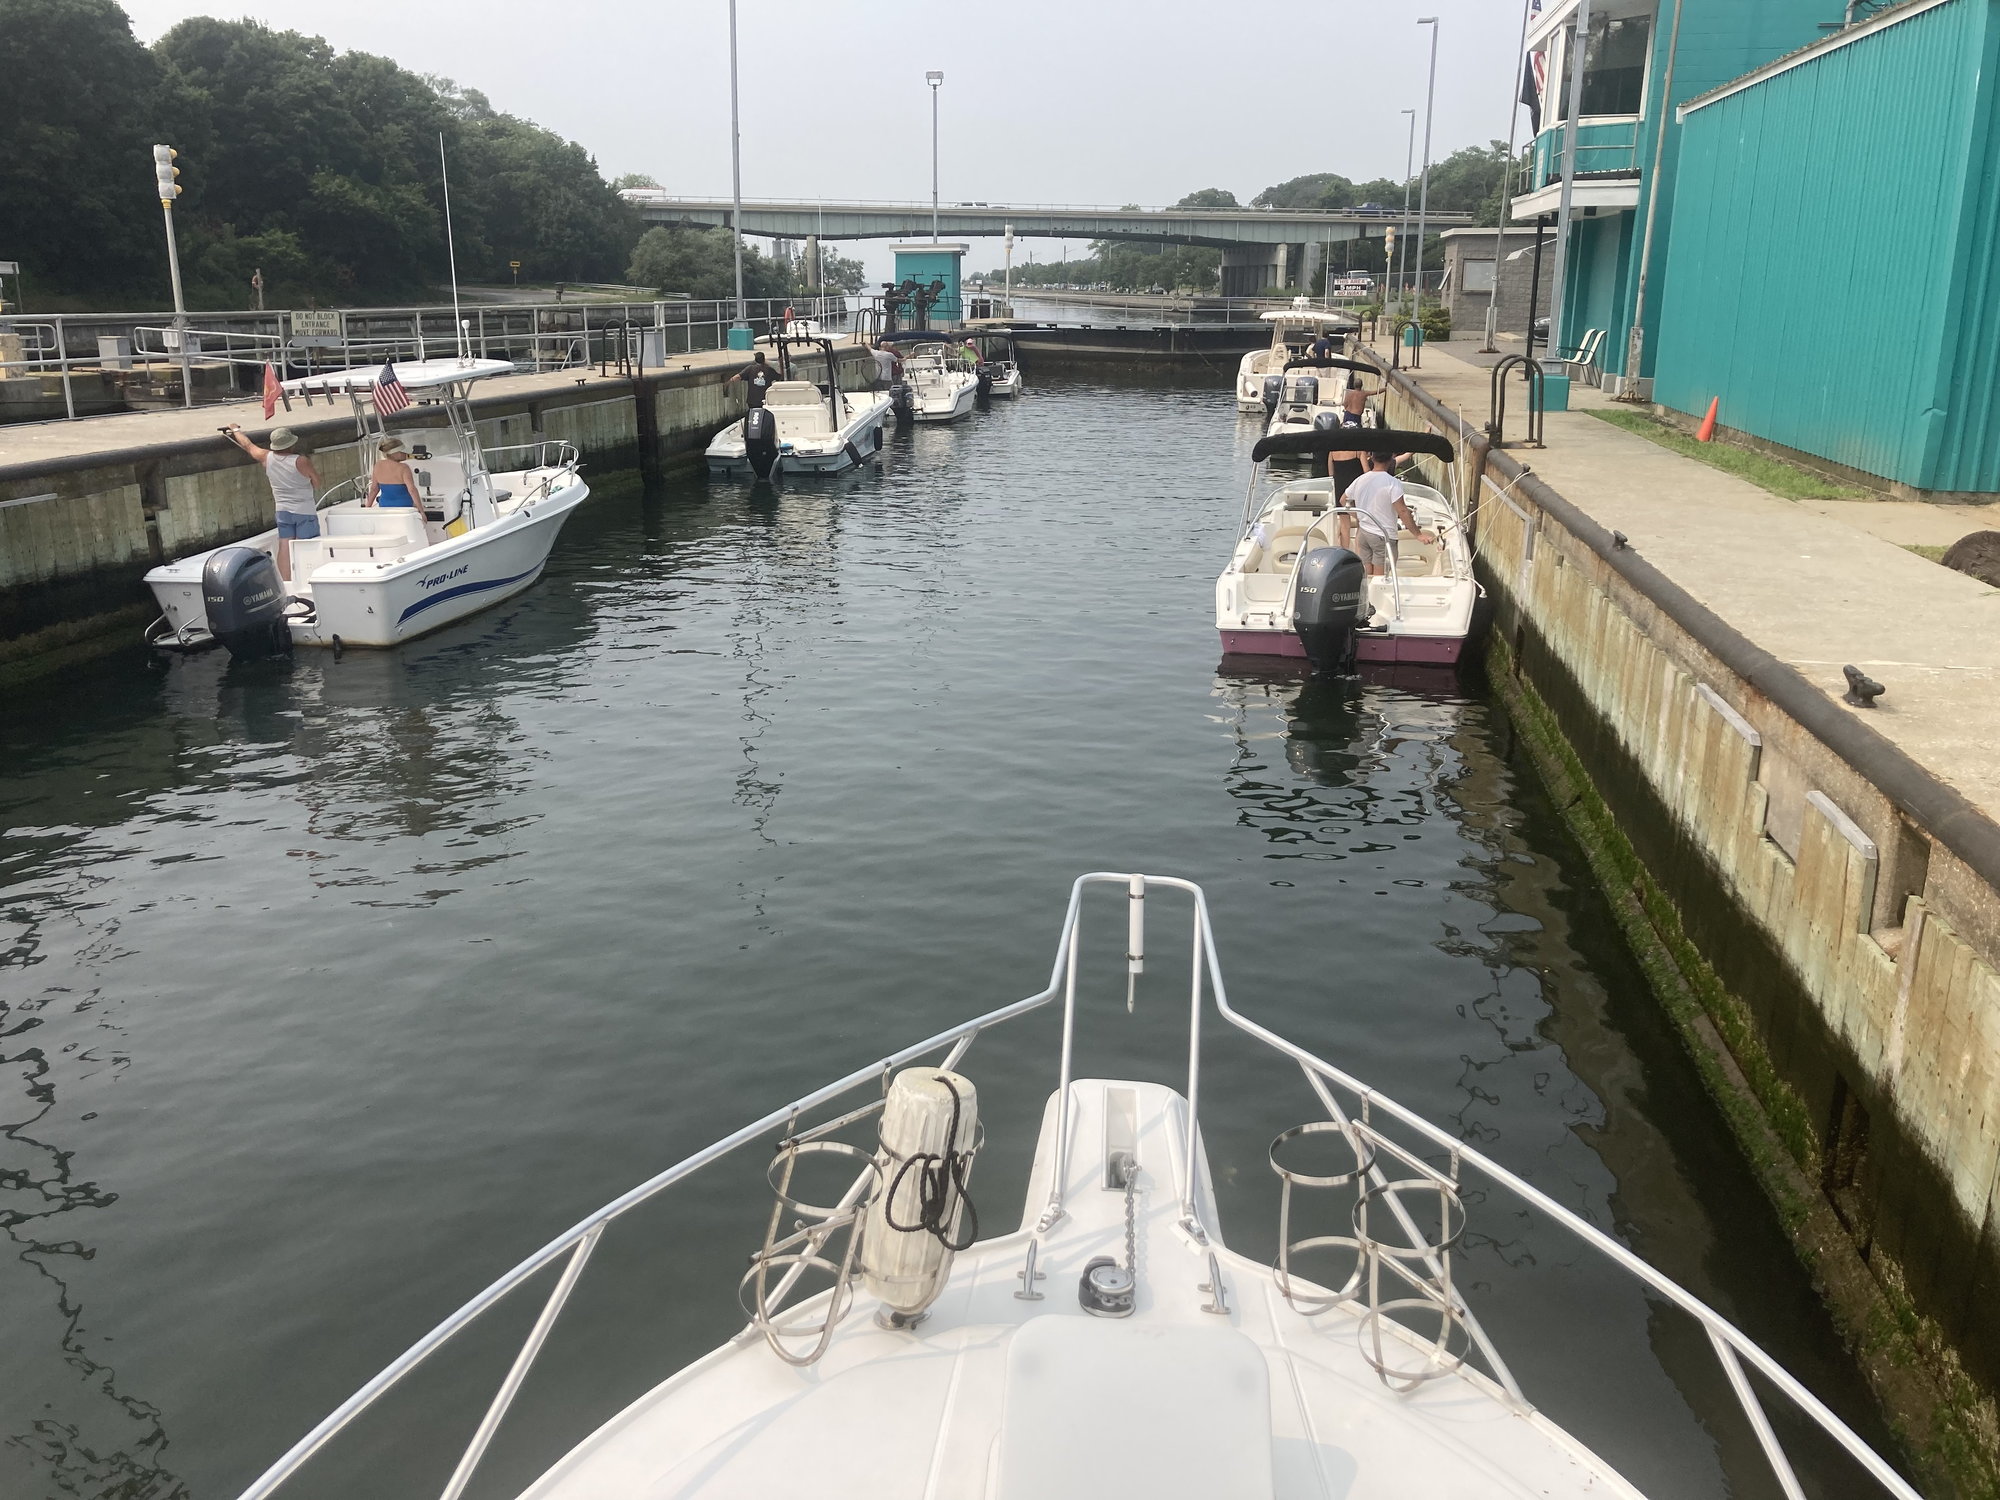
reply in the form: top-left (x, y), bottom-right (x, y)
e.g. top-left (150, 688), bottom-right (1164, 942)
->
top-left (229, 872), bottom-right (1918, 1500)
top-left (143, 358), bottom-right (588, 656)
top-left (1264, 357), bottom-right (1379, 443)
top-left (1216, 427), bottom-right (1482, 669)
top-left (896, 339), bottom-right (980, 422)
top-left (1235, 301), bottom-right (1353, 412)
top-left (705, 335), bottom-right (893, 479)
top-left (970, 331), bottom-right (1024, 397)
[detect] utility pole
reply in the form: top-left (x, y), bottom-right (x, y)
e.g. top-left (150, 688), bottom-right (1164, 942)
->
top-left (1621, 0), bottom-right (1685, 398)
top-left (1547, 0), bottom-right (1592, 360)
top-left (927, 71), bottom-right (944, 242)
top-left (1415, 17), bottom-right (1440, 313)
top-left (1485, 0), bottom-right (1539, 351)
top-left (153, 144), bottom-right (192, 409)
top-left (728, 0), bottom-right (749, 345)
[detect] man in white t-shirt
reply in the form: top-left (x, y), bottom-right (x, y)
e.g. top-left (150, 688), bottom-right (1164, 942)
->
top-left (1339, 452), bottom-right (1433, 583)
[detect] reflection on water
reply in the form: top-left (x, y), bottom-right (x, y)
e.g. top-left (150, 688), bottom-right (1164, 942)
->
top-left (0, 384), bottom-right (1888, 1500)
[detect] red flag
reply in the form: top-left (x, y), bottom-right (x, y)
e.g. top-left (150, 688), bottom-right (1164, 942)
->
top-left (262, 362), bottom-right (281, 420)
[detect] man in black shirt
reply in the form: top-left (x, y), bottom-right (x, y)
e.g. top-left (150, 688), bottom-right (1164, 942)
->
top-left (728, 351), bottom-right (780, 407)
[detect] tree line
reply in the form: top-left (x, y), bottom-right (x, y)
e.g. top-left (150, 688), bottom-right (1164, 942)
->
top-left (3, 0), bottom-right (642, 308)
top-left (978, 148), bottom-right (1515, 294)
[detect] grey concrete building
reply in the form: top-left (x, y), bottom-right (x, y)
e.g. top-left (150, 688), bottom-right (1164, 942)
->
top-left (1439, 227), bottom-right (1554, 338)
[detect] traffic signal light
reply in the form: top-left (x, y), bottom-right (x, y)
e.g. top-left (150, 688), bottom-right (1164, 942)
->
top-left (153, 144), bottom-right (181, 206)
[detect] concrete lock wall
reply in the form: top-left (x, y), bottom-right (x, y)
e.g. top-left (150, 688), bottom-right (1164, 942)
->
top-left (0, 347), bottom-right (876, 655)
top-left (1377, 366), bottom-right (2000, 1435)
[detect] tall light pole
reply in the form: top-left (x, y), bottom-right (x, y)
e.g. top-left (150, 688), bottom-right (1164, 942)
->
top-left (1415, 17), bottom-right (1440, 313)
top-left (927, 71), bottom-right (944, 242)
top-left (153, 144), bottom-right (192, 409)
top-left (1396, 109), bottom-right (1416, 311)
top-left (728, 0), bottom-right (748, 343)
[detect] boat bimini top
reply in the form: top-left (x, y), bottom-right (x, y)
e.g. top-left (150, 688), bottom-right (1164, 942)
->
top-left (1251, 426), bottom-right (1456, 465)
top-left (229, 874), bottom-right (1920, 1500)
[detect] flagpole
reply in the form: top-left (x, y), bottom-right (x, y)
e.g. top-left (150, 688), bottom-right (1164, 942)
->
top-left (1484, 0), bottom-right (1539, 352)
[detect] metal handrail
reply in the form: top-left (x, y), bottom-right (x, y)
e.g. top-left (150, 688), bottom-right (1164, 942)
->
top-left (231, 873), bottom-right (1922, 1500)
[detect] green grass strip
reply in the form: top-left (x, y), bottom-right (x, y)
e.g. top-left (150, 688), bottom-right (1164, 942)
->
top-left (1585, 408), bottom-right (1872, 501)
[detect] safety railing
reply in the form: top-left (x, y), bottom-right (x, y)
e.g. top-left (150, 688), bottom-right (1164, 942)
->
top-left (228, 873), bottom-right (1922, 1500)
top-left (0, 296), bottom-right (865, 424)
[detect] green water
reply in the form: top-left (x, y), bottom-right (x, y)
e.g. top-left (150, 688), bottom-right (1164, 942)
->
top-left (1, 379), bottom-right (1888, 1499)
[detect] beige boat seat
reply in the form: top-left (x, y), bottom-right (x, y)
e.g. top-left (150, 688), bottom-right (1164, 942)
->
top-left (765, 381), bottom-right (824, 406)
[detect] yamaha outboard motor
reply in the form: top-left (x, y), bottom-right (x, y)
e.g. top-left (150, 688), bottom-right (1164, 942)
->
top-left (742, 406), bottom-right (780, 480)
top-left (202, 545), bottom-right (292, 661)
top-left (889, 380), bottom-right (913, 423)
top-left (1291, 545), bottom-right (1366, 676)
top-left (1312, 410), bottom-right (1343, 432)
top-left (1261, 373), bottom-right (1284, 413)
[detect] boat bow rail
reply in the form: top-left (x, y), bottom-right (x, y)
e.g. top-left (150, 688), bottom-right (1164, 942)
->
top-left (233, 874), bottom-right (1923, 1500)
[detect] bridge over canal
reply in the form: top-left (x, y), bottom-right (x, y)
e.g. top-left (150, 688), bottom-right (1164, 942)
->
top-left (621, 193), bottom-right (1473, 296)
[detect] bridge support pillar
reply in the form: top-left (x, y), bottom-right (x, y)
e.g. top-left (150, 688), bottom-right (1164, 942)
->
top-left (1301, 240), bottom-right (1323, 297)
top-left (804, 235), bottom-right (821, 293)
top-left (1221, 245), bottom-right (1282, 298)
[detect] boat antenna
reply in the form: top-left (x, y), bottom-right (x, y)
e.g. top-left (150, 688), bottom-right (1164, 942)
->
top-left (439, 132), bottom-right (466, 360)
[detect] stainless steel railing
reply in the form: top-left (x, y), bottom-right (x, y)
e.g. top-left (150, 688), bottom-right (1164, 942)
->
top-left (230, 873), bottom-right (1923, 1500)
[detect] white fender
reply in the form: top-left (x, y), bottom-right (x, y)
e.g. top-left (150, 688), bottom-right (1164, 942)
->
top-left (861, 1068), bottom-right (979, 1316)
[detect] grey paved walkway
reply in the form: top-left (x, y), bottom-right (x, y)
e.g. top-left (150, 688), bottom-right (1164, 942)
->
top-left (1383, 342), bottom-right (2000, 823)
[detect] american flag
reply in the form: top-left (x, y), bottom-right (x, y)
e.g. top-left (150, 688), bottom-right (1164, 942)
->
top-left (372, 361), bottom-right (412, 417)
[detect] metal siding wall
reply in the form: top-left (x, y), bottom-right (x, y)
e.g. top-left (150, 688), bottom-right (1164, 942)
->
top-left (1654, 0), bottom-right (1986, 487)
top-left (1928, 8), bottom-right (2000, 489)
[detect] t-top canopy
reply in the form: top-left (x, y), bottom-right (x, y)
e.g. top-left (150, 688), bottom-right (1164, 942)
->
top-left (1251, 427), bottom-right (1457, 463)
top-left (1282, 356), bottom-right (1373, 375)
top-left (282, 357), bottom-right (515, 397)
top-left (1259, 309), bottom-right (1349, 326)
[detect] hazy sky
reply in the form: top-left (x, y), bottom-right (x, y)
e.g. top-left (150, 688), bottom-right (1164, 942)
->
top-left (122, 0), bottom-right (1530, 283)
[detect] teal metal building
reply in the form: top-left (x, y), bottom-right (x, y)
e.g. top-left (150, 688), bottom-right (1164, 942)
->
top-left (891, 243), bottom-right (968, 324)
top-left (1654, 0), bottom-right (2000, 493)
top-left (1513, 0), bottom-right (1828, 393)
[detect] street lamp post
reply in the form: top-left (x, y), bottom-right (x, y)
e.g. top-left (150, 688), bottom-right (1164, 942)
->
top-left (1486, 0), bottom-right (1540, 352)
top-left (1396, 109), bottom-right (1416, 312)
top-left (152, 144), bottom-right (192, 409)
top-left (1415, 17), bottom-right (1440, 314)
top-left (728, 0), bottom-right (748, 342)
top-left (927, 71), bottom-right (944, 242)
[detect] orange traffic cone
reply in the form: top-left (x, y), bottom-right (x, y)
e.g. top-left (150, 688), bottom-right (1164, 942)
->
top-left (1695, 397), bottom-right (1719, 443)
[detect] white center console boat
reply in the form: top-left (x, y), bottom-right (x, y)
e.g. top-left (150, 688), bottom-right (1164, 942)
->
top-left (230, 873), bottom-right (1917, 1500)
top-left (1216, 428), bottom-right (1482, 670)
top-left (896, 340), bottom-right (981, 422)
top-left (143, 358), bottom-right (588, 656)
top-left (705, 335), bottom-right (893, 479)
top-left (1236, 302), bottom-right (1354, 412)
top-left (1265, 356), bottom-right (1380, 441)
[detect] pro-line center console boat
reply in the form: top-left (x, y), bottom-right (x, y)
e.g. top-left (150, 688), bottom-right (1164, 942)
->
top-left (895, 338), bottom-right (981, 422)
top-left (228, 873), bottom-right (1918, 1500)
top-left (969, 330), bottom-right (1024, 397)
top-left (1215, 428), bottom-right (1482, 670)
top-left (1235, 301), bottom-right (1353, 412)
top-left (143, 359), bottom-right (588, 657)
top-left (705, 335), bottom-right (893, 479)
top-left (1264, 356), bottom-right (1379, 442)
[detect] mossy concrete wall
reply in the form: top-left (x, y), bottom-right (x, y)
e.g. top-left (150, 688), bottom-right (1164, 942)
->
top-left (1380, 367), bottom-right (2000, 1492)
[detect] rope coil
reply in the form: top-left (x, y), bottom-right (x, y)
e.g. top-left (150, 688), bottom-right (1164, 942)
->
top-left (883, 1074), bottom-right (980, 1252)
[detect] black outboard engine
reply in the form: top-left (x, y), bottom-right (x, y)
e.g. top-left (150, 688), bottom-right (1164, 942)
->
top-left (1292, 545), bottom-right (1366, 676)
top-left (202, 545), bottom-right (292, 660)
top-left (1312, 410), bottom-right (1343, 432)
top-left (1261, 373), bottom-right (1284, 412)
top-left (889, 380), bottom-right (913, 422)
top-left (742, 406), bottom-right (780, 480)
top-left (976, 363), bottom-right (993, 396)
